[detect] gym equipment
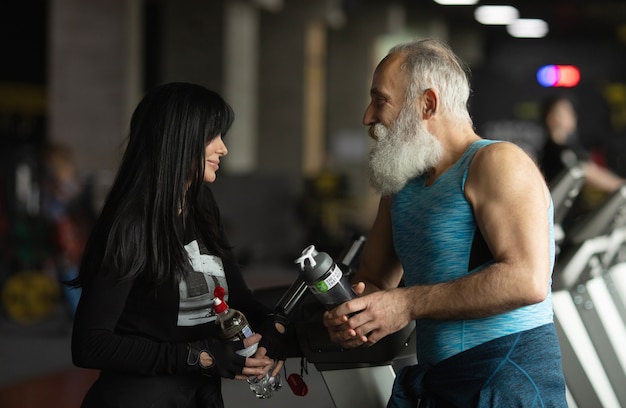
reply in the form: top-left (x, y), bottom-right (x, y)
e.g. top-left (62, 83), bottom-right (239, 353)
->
top-left (551, 184), bottom-right (626, 408)
top-left (552, 290), bottom-right (621, 408)
top-left (567, 185), bottom-right (626, 248)
top-left (549, 163), bottom-right (585, 249)
top-left (553, 185), bottom-right (626, 290)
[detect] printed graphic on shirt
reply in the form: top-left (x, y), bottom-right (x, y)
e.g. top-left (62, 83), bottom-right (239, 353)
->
top-left (178, 240), bottom-right (228, 326)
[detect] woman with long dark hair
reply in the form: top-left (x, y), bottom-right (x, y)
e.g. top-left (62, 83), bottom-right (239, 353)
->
top-left (71, 82), bottom-right (287, 407)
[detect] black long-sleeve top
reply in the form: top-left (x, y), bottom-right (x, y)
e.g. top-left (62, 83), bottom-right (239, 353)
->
top-left (71, 187), bottom-right (270, 377)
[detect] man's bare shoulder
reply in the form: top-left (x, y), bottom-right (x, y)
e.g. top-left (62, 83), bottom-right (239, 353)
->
top-left (466, 140), bottom-right (547, 201)
top-left (471, 140), bottom-right (540, 176)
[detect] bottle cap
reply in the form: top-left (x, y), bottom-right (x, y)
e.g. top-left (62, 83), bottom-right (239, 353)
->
top-left (295, 245), bottom-right (318, 270)
top-left (295, 245), bottom-right (333, 282)
top-left (214, 286), bottom-right (226, 300)
top-left (213, 296), bottom-right (228, 314)
top-left (213, 286), bottom-right (228, 314)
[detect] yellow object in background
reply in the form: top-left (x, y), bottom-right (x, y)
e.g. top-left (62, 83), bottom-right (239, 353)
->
top-left (1, 271), bottom-right (61, 324)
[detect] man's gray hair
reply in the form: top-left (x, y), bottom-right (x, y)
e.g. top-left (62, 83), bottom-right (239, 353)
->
top-left (389, 38), bottom-right (472, 125)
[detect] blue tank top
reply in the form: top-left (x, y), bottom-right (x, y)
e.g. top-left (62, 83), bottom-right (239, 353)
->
top-left (391, 139), bottom-right (555, 365)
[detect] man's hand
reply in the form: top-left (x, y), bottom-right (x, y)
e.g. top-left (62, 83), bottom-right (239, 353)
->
top-left (323, 283), bottom-right (412, 348)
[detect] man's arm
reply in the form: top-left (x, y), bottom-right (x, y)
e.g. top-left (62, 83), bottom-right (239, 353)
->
top-left (322, 195), bottom-right (402, 344)
top-left (425, 141), bottom-right (553, 318)
top-left (325, 142), bottom-right (554, 347)
top-left (352, 195), bottom-right (404, 293)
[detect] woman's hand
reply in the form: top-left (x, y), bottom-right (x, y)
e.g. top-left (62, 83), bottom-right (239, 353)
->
top-left (188, 333), bottom-right (272, 379)
top-left (257, 313), bottom-right (289, 377)
top-left (248, 345), bottom-right (283, 379)
top-left (234, 334), bottom-right (275, 380)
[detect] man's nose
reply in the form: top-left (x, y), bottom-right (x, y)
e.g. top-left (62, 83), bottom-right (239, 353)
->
top-left (363, 102), bottom-right (376, 127)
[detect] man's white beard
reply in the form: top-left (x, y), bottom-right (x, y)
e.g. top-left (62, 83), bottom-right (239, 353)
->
top-left (367, 107), bottom-right (443, 195)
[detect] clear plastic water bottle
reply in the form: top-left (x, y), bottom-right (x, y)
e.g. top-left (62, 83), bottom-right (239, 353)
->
top-left (213, 287), bottom-right (281, 399)
top-left (247, 369), bottom-right (282, 399)
top-left (294, 245), bottom-right (356, 310)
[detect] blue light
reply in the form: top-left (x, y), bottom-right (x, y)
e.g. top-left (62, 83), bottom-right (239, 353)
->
top-left (537, 65), bottom-right (558, 87)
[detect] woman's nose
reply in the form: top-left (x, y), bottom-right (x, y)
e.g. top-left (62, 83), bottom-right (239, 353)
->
top-left (217, 137), bottom-right (228, 156)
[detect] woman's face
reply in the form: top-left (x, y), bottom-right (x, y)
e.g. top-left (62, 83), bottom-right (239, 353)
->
top-left (204, 135), bottom-right (228, 183)
top-left (547, 99), bottom-right (577, 143)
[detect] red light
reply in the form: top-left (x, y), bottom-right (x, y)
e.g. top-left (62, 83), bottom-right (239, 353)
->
top-left (555, 65), bottom-right (580, 87)
top-left (537, 65), bottom-right (580, 87)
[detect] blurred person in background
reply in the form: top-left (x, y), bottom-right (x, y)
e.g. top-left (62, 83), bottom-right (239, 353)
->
top-left (40, 142), bottom-right (95, 316)
top-left (70, 82), bottom-right (288, 408)
top-left (323, 39), bottom-right (567, 407)
top-left (538, 95), bottom-right (625, 224)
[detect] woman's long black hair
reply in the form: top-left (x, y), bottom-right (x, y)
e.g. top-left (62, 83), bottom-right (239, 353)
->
top-left (73, 82), bottom-right (234, 288)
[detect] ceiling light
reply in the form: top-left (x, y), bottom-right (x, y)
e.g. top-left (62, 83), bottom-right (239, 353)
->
top-left (433, 0), bottom-right (479, 5)
top-left (507, 19), bottom-right (549, 38)
top-left (474, 5), bottom-right (519, 25)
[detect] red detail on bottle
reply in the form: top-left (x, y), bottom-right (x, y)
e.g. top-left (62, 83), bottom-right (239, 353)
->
top-left (287, 373), bottom-right (308, 396)
top-left (213, 286), bottom-right (228, 314)
top-left (213, 297), bottom-right (228, 314)
top-left (214, 286), bottom-right (226, 300)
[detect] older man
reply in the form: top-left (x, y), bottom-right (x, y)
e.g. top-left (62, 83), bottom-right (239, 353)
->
top-left (324, 39), bottom-right (567, 407)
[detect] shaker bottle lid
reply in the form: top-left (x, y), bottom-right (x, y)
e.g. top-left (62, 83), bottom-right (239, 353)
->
top-left (295, 245), bottom-right (318, 269)
top-left (294, 245), bottom-right (333, 281)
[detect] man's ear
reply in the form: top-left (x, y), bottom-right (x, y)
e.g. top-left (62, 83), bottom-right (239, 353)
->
top-left (421, 88), bottom-right (438, 119)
